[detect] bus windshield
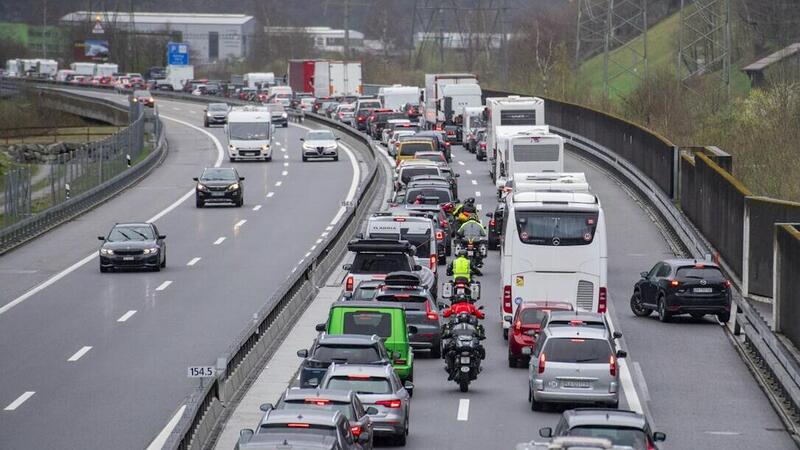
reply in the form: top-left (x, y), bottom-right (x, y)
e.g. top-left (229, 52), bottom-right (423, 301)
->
top-left (515, 210), bottom-right (599, 246)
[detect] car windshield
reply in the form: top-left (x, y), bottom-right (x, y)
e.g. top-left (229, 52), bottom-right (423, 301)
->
top-left (342, 311), bottom-right (393, 337)
top-left (399, 142), bottom-right (434, 156)
top-left (350, 253), bottom-right (410, 274)
top-left (208, 104), bottom-right (228, 111)
top-left (312, 345), bottom-right (382, 364)
top-left (375, 294), bottom-right (429, 311)
top-left (280, 400), bottom-right (353, 420)
top-left (404, 188), bottom-right (452, 205)
top-left (229, 122), bottom-right (270, 140)
top-left (568, 426), bottom-right (649, 450)
top-left (107, 225), bottom-right (154, 242)
top-left (515, 211), bottom-right (599, 246)
top-left (307, 131), bottom-right (335, 141)
top-left (676, 266), bottom-right (725, 281)
top-left (326, 376), bottom-right (392, 394)
top-left (201, 169), bottom-right (237, 181)
top-left (544, 338), bottom-right (611, 363)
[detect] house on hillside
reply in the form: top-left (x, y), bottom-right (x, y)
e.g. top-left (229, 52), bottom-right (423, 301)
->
top-left (742, 43), bottom-right (800, 88)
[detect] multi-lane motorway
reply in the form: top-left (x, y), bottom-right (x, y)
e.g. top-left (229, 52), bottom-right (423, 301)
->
top-left (0, 92), bottom-right (361, 449)
top-left (0, 89), bottom-right (796, 450)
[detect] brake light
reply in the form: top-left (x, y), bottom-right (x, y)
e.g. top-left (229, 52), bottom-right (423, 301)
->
top-left (393, 217), bottom-right (407, 222)
top-left (503, 285), bottom-right (512, 313)
top-left (598, 287), bottom-right (607, 313)
top-left (489, 218), bottom-right (496, 227)
top-left (287, 423), bottom-right (310, 428)
top-left (350, 425), bottom-right (362, 437)
top-left (346, 276), bottom-right (354, 292)
top-left (445, 142), bottom-right (451, 147)
top-left (358, 116), bottom-right (365, 121)
top-left (430, 254), bottom-right (437, 270)
top-left (569, 320), bottom-right (584, 326)
top-left (538, 352), bottom-right (546, 374)
top-left (426, 301), bottom-right (439, 321)
top-left (376, 399), bottom-right (402, 408)
top-left (724, 280), bottom-right (731, 289)
top-left (305, 398), bottom-right (330, 405)
top-left (393, 359), bottom-right (406, 365)
top-left (393, 294), bottom-right (411, 298)
top-left (435, 230), bottom-right (444, 241)
top-left (669, 279), bottom-right (680, 287)
top-left (610, 354), bottom-right (617, 376)
top-left (348, 374), bottom-right (370, 379)
top-left (480, 142), bottom-right (487, 149)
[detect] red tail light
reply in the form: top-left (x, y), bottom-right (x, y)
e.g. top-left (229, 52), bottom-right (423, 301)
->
top-left (598, 287), bottom-right (607, 313)
top-left (538, 352), bottom-right (546, 374)
top-left (503, 285), bottom-right (512, 313)
top-left (489, 218), bottom-right (496, 227)
top-left (609, 354), bottom-right (617, 376)
top-left (429, 254), bottom-right (437, 270)
top-left (358, 116), bottom-right (365, 122)
top-left (350, 425), bottom-right (362, 437)
top-left (287, 423), bottom-right (310, 428)
top-left (376, 399), bottom-right (402, 408)
top-left (393, 359), bottom-right (406, 365)
top-left (723, 279), bottom-right (731, 289)
top-left (426, 301), bottom-right (439, 321)
top-left (445, 142), bottom-right (451, 147)
top-left (440, 219), bottom-right (448, 228)
top-left (345, 276), bottom-right (354, 292)
top-left (435, 230), bottom-right (444, 241)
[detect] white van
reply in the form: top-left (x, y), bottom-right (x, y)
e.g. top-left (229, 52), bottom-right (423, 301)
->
top-left (500, 190), bottom-right (607, 336)
top-left (378, 85), bottom-right (421, 111)
top-left (499, 128), bottom-right (564, 192)
top-left (226, 107), bottom-right (274, 162)
top-left (485, 96), bottom-right (545, 181)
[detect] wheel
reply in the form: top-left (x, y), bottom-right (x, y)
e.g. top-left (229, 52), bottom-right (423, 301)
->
top-left (283, 123), bottom-right (288, 128)
top-left (630, 291), bottom-right (653, 317)
top-left (161, 252), bottom-right (166, 268)
top-left (690, 313), bottom-right (705, 320)
top-left (446, 243), bottom-right (452, 256)
top-left (503, 328), bottom-right (509, 340)
top-left (154, 262), bottom-right (161, 272)
top-left (229, 156), bottom-right (236, 162)
top-left (459, 381), bottom-right (469, 393)
top-left (657, 296), bottom-right (671, 323)
top-left (265, 156), bottom-right (272, 162)
top-left (608, 399), bottom-right (619, 409)
top-left (195, 198), bottom-right (204, 208)
top-left (437, 255), bottom-right (446, 266)
top-left (236, 197), bottom-right (244, 207)
top-left (717, 312), bottom-right (730, 323)
top-left (203, 120), bottom-right (208, 128)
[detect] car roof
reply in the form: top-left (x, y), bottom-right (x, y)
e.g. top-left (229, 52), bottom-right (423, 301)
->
top-left (281, 388), bottom-right (354, 403)
top-left (545, 326), bottom-right (610, 340)
top-left (660, 259), bottom-right (721, 268)
top-left (317, 334), bottom-right (381, 346)
top-left (262, 409), bottom-right (341, 426)
top-left (329, 301), bottom-right (405, 311)
top-left (520, 301), bottom-right (574, 310)
top-left (547, 310), bottom-right (604, 322)
top-left (326, 363), bottom-right (393, 377)
top-left (563, 408), bottom-right (647, 430)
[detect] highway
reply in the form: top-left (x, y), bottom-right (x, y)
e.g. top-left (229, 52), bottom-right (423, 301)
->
top-left (0, 92), bottom-right (362, 449)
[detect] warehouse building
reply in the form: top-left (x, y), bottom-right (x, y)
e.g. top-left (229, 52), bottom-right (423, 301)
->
top-left (60, 12), bottom-right (256, 64)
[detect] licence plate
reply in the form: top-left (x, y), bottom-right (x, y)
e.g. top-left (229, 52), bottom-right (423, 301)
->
top-left (211, 192), bottom-right (224, 197)
top-left (694, 287), bottom-right (713, 293)
top-left (562, 380), bottom-right (590, 388)
top-left (460, 356), bottom-right (471, 364)
top-left (123, 256), bottom-right (134, 261)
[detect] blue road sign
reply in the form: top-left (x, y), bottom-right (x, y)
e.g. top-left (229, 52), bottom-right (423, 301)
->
top-left (167, 42), bottom-right (189, 65)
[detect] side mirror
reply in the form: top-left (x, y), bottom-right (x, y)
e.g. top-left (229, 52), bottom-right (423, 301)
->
top-left (640, 271), bottom-right (649, 278)
top-left (192, 177), bottom-right (199, 181)
top-left (521, 347), bottom-right (532, 355)
top-left (653, 432), bottom-right (666, 442)
top-left (355, 232), bottom-right (364, 239)
top-left (336, 137), bottom-right (341, 140)
top-left (616, 349), bottom-right (628, 358)
top-left (158, 235), bottom-right (166, 240)
top-left (300, 138), bottom-right (305, 141)
top-left (454, 173), bottom-right (460, 177)
top-left (342, 292), bottom-right (353, 300)
top-left (239, 429), bottom-right (254, 442)
top-left (259, 403), bottom-right (273, 412)
top-left (539, 427), bottom-right (553, 438)
top-left (478, 305), bottom-right (484, 310)
top-left (315, 323), bottom-right (326, 332)
top-left (613, 331), bottom-right (623, 339)
top-left (403, 381), bottom-right (414, 395)
top-left (342, 263), bottom-right (352, 271)
top-left (296, 349), bottom-right (308, 358)
top-left (485, 212), bottom-right (493, 218)
top-left (97, 236), bottom-right (106, 241)
top-left (365, 406), bottom-right (378, 415)
top-left (413, 265), bottom-right (422, 271)
top-left (239, 176), bottom-right (245, 181)
top-left (408, 325), bottom-right (419, 334)
top-left (503, 315), bottom-right (512, 323)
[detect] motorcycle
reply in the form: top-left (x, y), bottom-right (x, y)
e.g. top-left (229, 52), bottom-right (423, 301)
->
top-left (442, 313), bottom-right (485, 392)
top-left (453, 221), bottom-right (489, 267)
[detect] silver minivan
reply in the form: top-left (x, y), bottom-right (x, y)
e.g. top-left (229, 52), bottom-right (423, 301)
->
top-left (525, 326), bottom-right (627, 410)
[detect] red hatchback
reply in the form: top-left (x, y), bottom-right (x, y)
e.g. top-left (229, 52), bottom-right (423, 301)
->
top-left (507, 301), bottom-right (573, 367)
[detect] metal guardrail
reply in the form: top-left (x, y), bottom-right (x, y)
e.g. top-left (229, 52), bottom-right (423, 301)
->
top-left (0, 82), bottom-right (164, 254)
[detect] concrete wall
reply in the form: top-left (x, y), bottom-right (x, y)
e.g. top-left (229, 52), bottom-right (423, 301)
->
top-left (745, 198), bottom-right (800, 298)
top-left (774, 224), bottom-right (800, 348)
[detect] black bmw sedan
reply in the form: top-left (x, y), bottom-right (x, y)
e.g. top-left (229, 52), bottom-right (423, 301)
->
top-left (98, 222), bottom-right (166, 272)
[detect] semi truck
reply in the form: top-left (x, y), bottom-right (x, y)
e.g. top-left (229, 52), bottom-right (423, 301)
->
top-left (422, 73), bottom-right (481, 130)
top-left (288, 59), bottom-right (362, 97)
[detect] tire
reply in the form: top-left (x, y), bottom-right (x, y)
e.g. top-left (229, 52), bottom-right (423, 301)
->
top-left (630, 291), bottom-right (653, 317)
top-left (657, 296), bottom-right (671, 323)
top-left (203, 121), bottom-right (208, 128)
top-left (283, 123), bottom-right (288, 128)
top-left (395, 429), bottom-right (407, 446)
top-left (195, 198), bottom-right (204, 208)
top-left (609, 399), bottom-right (619, 409)
top-left (459, 381), bottom-right (469, 393)
top-left (236, 197), bottom-right (243, 207)
top-left (265, 156), bottom-right (272, 162)
top-left (530, 390), bottom-right (542, 411)
top-left (154, 263), bottom-right (161, 272)
top-left (161, 252), bottom-right (166, 268)
top-left (229, 156), bottom-right (236, 162)
top-left (503, 328), bottom-right (509, 340)
top-left (446, 243), bottom-right (452, 256)
top-left (437, 254), bottom-right (446, 266)
top-left (717, 312), bottom-right (730, 323)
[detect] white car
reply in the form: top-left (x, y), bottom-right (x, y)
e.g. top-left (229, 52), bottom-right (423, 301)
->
top-left (301, 129), bottom-right (339, 162)
top-left (381, 119), bottom-right (412, 144)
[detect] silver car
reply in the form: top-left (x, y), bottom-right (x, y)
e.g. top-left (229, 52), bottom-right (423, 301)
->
top-left (525, 326), bottom-right (627, 410)
top-left (302, 129), bottom-right (340, 162)
top-left (320, 363), bottom-right (413, 446)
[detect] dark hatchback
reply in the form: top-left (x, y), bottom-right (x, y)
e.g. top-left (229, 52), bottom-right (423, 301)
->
top-left (194, 167), bottom-right (245, 208)
top-left (630, 259), bottom-right (732, 323)
top-left (296, 334), bottom-right (392, 388)
top-left (98, 222), bottom-right (166, 272)
top-left (203, 102), bottom-right (229, 127)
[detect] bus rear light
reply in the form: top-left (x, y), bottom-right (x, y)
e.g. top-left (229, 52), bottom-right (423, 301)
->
top-left (598, 287), bottom-right (607, 313)
top-left (503, 285), bottom-right (512, 313)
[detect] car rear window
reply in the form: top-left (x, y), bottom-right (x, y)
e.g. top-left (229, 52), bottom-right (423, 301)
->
top-left (281, 400), bottom-right (353, 420)
top-left (312, 345), bottom-right (381, 364)
top-left (520, 308), bottom-right (548, 324)
top-left (544, 338), bottom-right (611, 363)
top-left (259, 424), bottom-right (337, 436)
top-left (568, 427), bottom-right (648, 449)
top-left (401, 167), bottom-right (440, 184)
top-left (350, 253), bottom-right (410, 274)
top-left (676, 266), bottom-right (725, 282)
top-left (342, 311), bottom-right (393, 337)
top-left (370, 233), bottom-right (432, 258)
top-left (326, 376), bottom-right (391, 394)
top-left (352, 285), bottom-right (379, 301)
top-left (375, 294), bottom-right (429, 310)
top-left (399, 142), bottom-right (434, 156)
top-left (405, 188), bottom-right (452, 204)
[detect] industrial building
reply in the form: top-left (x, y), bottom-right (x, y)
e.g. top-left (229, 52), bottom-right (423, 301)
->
top-left (60, 12), bottom-right (256, 64)
top-left (264, 26), bottom-right (365, 54)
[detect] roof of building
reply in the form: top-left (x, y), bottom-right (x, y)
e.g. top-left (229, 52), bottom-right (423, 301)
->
top-left (264, 26), bottom-right (365, 40)
top-left (61, 11), bottom-right (254, 26)
top-left (742, 43), bottom-right (800, 73)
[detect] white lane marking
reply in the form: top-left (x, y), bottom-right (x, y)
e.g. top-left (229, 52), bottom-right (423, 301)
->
top-left (457, 399), bottom-right (469, 421)
top-left (252, 204), bottom-right (262, 211)
top-left (284, 162), bottom-right (289, 167)
top-left (475, 191), bottom-right (481, 197)
top-left (283, 154), bottom-right (289, 159)
top-left (172, 107), bottom-right (180, 111)
top-left (604, 306), bottom-right (643, 414)
top-left (188, 110), bottom-right (196, 114)
top-left (266, 192), bottom-right (275, 198)
top-left (67, 346), bottom-right (93, 362)
top-left (705, 431), bottom-right (741, 436)
top-left (213, 237), bottom-right (226, 245)
top-left (304, 252), bottom-right (312, 258)
top-left (155, 281), bottom-right (172, 291)
top-left (327, 142), bottom-right (361, 225)
top-left (325, 226), bottom-right (334, 231)
top-left (146, 404), bottom-right (186, 450)
top-left (275, 181), bottom-right (283, 187)
top-left (186, 257), bottom-right (201, 266)
top-left (471, 179), bottom-right (477, 185)
top-left (281, 170), bottom-right (288, 176)
top-left (117, 310), bottom-right (137, 322)
top-left (4, 391), bottom-right (35, 411)
top-left (458, 161), bottom-right (465, 166)
top-left (316, 238), bottom-right (323, 244)
top-left (310, 245), bottom-right (317, 251)
top-left (280, 148), bottom-right (286, 153)
top-left (234, 219), bottom-right (247, 229)
top-left (465, 169), bottom-right (473, 175)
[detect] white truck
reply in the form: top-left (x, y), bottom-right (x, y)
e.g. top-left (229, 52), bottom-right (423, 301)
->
top-left (378, 85), bottom-right (420, 111)
top-left (314, 61), bottom-right (362, 97)
top-left (56, 69), bottom-right (76, 82)
top-left (226, 106), bottom-right (274, 162)
top-left (157, 64), bottom-right (194, 91)
top-left (70, 62), bottom-right (96, 76)
top-left (95, 63), bottom-right (119, 78)
top-left (32, 59), bottom-right (58, 78)
top-left (485, 96), bottom-right (545, 182)
top-left (5, 59), bottom-right (20, 77)
top-left (422, 73), bottom-right (479, 128)
top-left (244, 72), bottom-right (275, 89)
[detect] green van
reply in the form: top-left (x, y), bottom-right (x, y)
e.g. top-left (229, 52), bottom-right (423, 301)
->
top-left (316, 301), bottom-right (416, 381)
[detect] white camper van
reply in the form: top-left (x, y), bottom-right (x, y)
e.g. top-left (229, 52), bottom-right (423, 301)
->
top-left (226, 106), bottom-right (274, 162)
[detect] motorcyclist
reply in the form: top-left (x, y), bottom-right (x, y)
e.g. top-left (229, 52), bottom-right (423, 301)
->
top-left (442, 313), bottom-right (486, 379)
top-left (442, 300), bottom-right (485, 320)
top-left (456, 218), bottom-right (487, 239)
top-left (446, 249), bottom-right (482, 282)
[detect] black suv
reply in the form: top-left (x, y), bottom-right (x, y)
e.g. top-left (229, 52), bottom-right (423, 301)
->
top-left (630, 259), bottom-right (732, 323)
top-left (98, 222), bottom-right (166, 272)
top-left (194, 167), bottom-right (245, 208)
top-left (485, 203), bottom-right (504, 250)
top-left (296, 334), bottom-right (392, 388)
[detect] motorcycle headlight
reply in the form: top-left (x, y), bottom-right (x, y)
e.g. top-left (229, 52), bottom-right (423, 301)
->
top-left (227, 183), bottom-right (240, 191)
top-left (143, 247), bottom-right (159, 255)
top-left (196, 183), bottom-right (208, 191)
top-left (100, 248), bottom-right (114, 255)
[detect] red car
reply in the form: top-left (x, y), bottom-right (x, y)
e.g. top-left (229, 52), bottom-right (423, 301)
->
top-left (507, 301), bottom-right (573, 367)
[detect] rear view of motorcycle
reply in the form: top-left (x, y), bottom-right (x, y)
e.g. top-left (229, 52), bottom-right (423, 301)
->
top-left (442, 313), bottom-right (485, 392)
